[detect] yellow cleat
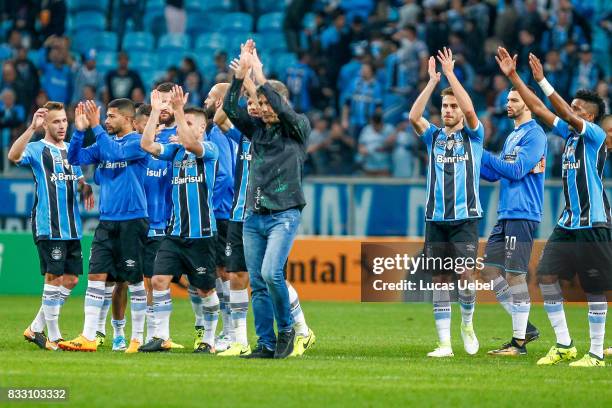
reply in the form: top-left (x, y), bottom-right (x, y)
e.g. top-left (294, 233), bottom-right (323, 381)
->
top-left (95, 331), bottom-right (106, 347)
top-left (536, 344), bottom-right (577, 365)
top-left (58, 335), bottom-right (97, 352)
top-left (291, 329), bottom-right (316, 357)
top-left (604, 347), bottom-right (612, 357)
top-left (218, 343), bottom-right (251, 357)
top-left (168, 339), bottom-right (185, 349)
top-left (125, 339), bottom-right (141, 354)
top-left (569, 353), bottom-right (606, 367)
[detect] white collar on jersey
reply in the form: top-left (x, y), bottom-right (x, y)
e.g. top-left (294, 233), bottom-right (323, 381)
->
top-left (41, 138), bottom-right (67, 150)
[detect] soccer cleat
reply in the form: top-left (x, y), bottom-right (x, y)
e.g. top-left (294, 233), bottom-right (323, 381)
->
top-left (240, 344), bottom-right (275, 359)
top-left (291, 329), bottom-right (316, 357)
top-left (487, 338), bottom-right (526, 356)
top-left (301, 328), bottom-right (316, 351)
top-left (524, 322), bottom-right (540, 345)
top-left (193, 327), bottom-right (205, 350)
top-left (604, 347), bottom-right (612, 357)
top-left (569, 353), bottom-right (606, 367)
top-left (460, 323), bottom-right (479, 355)
top-left (274, 329), bottom-right (296, 359)
top-left (218, 343), bottom-right (252, 357)
top-left (427, 344), bottom-right (454, 358)
top-left (536, 343), bottom-right (577, 365)
top-left (23, 326), bottom-right (48, 350)
top-left (112, 335), bottom-right (127, 351)
top-left (215, 333), bottom-right (232, 352)
top-left (125, 339), bottom-right (141, 354)
top-left (194, 342), bottom-right (216, 354)
top-left (45, 338), bottom-right (61, 351)
top-left (58, 335), bottom-right (97, 352)
top-left (138, 337), bottom-right (171, 352)
top-left (95, 331), bottom-right (106, 347)
top-left (168, 339), bottom-right (185, 349)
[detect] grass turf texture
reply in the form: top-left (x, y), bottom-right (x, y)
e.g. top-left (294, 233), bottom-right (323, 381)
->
top-left (0, 296), bottom-right (610, 407)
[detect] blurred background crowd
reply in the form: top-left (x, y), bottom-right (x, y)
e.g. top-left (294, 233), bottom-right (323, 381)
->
top-left (0, 0), bottom-right (610, 178)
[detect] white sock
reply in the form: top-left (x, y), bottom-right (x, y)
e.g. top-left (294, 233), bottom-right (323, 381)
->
top-left (31, 306), bottom-right (46, 333)
top-left (230, 289), bottom-right (249, 346)
top-left (42, 284), bottom-right (62, 341)
top-left (222, 279), bottom-right (233, 339)
top-left (458, 287), bottom-right (476, 326)
top-left (510, 282), bottom-right (530, 340)
top-left (433, 289), bottom-right (451, 347)
top-left (97, 284), bottom-right (114, 335)
top-left (83, 280), bottom-right (106, 341)
top-left (111, 319), bottom-right (126, 338)
top-left (59, 286), bottom-right (72, 307)
top-left (540, 283), bottom-right (571, 346)
top-left (129, 282), bottom-right (147, 343)
top-left (153, 289), bottom-right (172, 340)
top-left (287, 284), bottom-right (309, 336)
top-left (587, 295), bottom-right (607, 359)
top-left (202, 292), bottom-right (220, 346)
top-left (145, 305), bottom-right (157, 343)
top-left (493, 275), bottom-right (512, 315)
top-left (188, 285), bottom-right (205, 327)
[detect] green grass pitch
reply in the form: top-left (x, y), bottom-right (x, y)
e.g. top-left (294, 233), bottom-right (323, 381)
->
top-left (0, 296), bottom-right (610, 407)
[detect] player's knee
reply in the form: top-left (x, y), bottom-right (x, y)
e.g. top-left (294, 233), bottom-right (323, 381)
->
top-left (537, 274), bottom-right (557, 285)
top-left (62, 274), bottom-right (79, 289)
top-left (479, 266), bottom-right (500, 281)
top-left (151, 276), bottom-right (168, 291)
top-left (507, 273), bottom-right (527, 286)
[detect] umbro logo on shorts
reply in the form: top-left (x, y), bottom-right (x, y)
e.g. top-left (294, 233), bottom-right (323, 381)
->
top-left (196, 267), bottom-right (206, 275)
top-left (125, 259), bottom-right (136, 268)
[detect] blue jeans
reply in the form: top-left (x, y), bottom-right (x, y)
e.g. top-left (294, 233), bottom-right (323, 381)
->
top-left (243, 208), bottom-right (301, 350)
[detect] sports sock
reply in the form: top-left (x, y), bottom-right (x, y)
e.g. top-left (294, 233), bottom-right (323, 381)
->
top-left (59, 286), bottom-right (72, 307)
top-left (458, 285), bottom-right (476, 326)
top-left (42, 284), bottom-right (62, 341)
top-left (230, 289), bottom-right (249, 346)
top-left (128, 282), bottom-right (147, 342)
top-left (111, 319), bottom-right (126, 339)
top-left (153, 289), bottom-right (172, 341)
top-left (202, 292), bottom-right (220, 346)
top-left (433, 289), bottom-right (451, 346)
top-left (587, 293), bottom-right (607, 359)
top-left (287, 284), bottom-right (309, 336)
top-left (539, 282), bottom-right (571, 346)
top-left (97, 284), bottom-right (114, 336)
top-left (83, 280), bottom-right (106, 341)
top-left (145, 305), bottom-right (157, 343)
top-left (31, 306), bottom-right (46, 333)
top-left (510, 282), bottom-right (530, 340)
top-left (221, 279), bottom-right (233, 339)
top-left (188, 285), bottom-right (205, 327)
top-left (493, 275), bottom-right (512, 315)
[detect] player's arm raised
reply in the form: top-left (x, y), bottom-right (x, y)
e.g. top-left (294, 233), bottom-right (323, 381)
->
top-left (496, 47), bottom-right (556, 128)
top-left (409, 56), bottom-right (440, 135)
top-left (171, 85), bottom-right (204, 157)
top-left (223, 41), bottom-right (257, 138)
top-left (7, 108), bottom-right (47, 163)
top-left (437, 47), bottom-right (478, 130)
top-left (140, 90), bottom-right (164, 156)
top-left (528, 52), bottom-right (584, 133)
top-left (67, 102), bottom-right (101, 165)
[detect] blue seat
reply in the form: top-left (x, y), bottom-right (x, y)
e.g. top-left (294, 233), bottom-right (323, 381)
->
top-left (220, 13), bottom-right (253, 32)
top-left (273, 52), bottom-right (298, 78)
top-left (200, 0), bottom-right (233, 12)
top-left (67, 0), bottom-right (109, 14)
top-left (128, 51), bottom-right (158, 71)
top-left (141, 69), bottom-right (166, 90)
top-left (92, 31), bottom-right (118, 52)
top-left (122, 32), bottom-right (155, 52)
top-left (195, 33), bottom-right (227, 52)
top-left (158, 33), bottom-right (190, 50)
top-left (72, 11), bottom-right (106, 32)
top-left (95, 51), bottom-right (117, 72)
top-left (258, 0), bottom-right (286, 13)
top-left (157, 50), bottom-right (186, 69)
top-left (258, 32), bottom-right (287, 53)
top-left (257, 12), bottom-right (284, 33)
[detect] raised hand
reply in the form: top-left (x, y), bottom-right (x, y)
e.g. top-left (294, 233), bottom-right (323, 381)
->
top-left (436, 47), bottom-right (455, 75)
top-left (31, 108), bottom-right (48, 130)
top-left (84, 100), bottom-right (100, 128)
top-left (150, 89), bottom-right (166, 112)
top-left (528, 53), bottom-right (544, 82)
top-left (427, 56), bottom-right (441, 83)
top-left (169, 84), bottom-right (188, 110)
top-left (80, 183), bottom-right (95, 210)
top-left (495, 46), bottom-right (517, 77)
top-left (74, 103), bottom-right (89, 131)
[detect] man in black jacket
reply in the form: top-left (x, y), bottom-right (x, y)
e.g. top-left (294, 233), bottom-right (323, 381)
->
top-left (223, 39), bottom-right (310, 359)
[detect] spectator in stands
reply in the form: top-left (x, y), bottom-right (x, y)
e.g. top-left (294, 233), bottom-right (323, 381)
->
top-left (398, 0), bottom-right (421, 28)
top-left (521, 0), bottom-right (547, 43)
top-left (321, 120), bottom-right (355, 175)
top-left (424, 6), bottom-right (449, 56)
top-left (494, 0), bottom-right (519, 53)
top-left (40, 0), bottom-right (67, 40)
top-left (542, 9), bottom-right (586, 52)
top-left (305, 114), bottom-right (329, 175)
top-left (286, 52), bottom-right (319, 113)
top-left (0, 88), bottom-right (26, 169)
top-left (38, 35), bottom-right (72, 105)
top-left (569, 44), bottom-right (604, 96)
top-left (517, 30), bottom-right (542, 77)
top-left (213, 51), bottom-right (229, 77)
top-left (130, 87), bottom-right (145, 104)
top-left (284, 0), bottom-right (313, 52)
top-left (342, 62), bottom-right (383, 140)
top-left (446, 0), bottom-right (466, 33)
top-left (358, 112), bottom-right (394, 176)
top-left (391, 115), bottom-right (419, 178)
top-left (1, 62), bottom-right (28, 111)
top-left (321, 9), bottom-right (351, 85)
top-left (541, 49), bottom-right (570, 101)
top-left (177, 57), bottom-right (200, 87)
top-left (34, 90), bottom-right (49, 109)
top-left (184, 72), bottom-right (204, 106)
top-left (165, 0), bottom-right (186, 34)
top-left (117, 0), bottom-right (145, 48)
top-left (596, 80), bottom-right (610, 114)
top-left (104, 52), bottom-right (144, 100)
top-left (337, 45), bottom-right (364, 104)
top-left (14, 47), bottom-right (40, 113)
top-left (348, 15), bottom-right (369, 48)
top-left (72, 49), bottom-right (103, 104)
top-left (488, 74), bottom-right (512, 147)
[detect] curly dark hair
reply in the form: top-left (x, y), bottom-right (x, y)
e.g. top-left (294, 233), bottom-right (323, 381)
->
top-left (574, 89), bottom-right (606, 124)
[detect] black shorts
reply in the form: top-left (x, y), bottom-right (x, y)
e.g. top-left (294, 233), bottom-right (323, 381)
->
top-left (35, 239), bottom-right (83, 276)
top-left (153, 236), bottom-right (217, 291)
top-left (484, 219), bottom-right (538, 274)
top-left (215, 219), bottom-right (229, 268)
top-left (225, 221), bottom-right (247, 272)
top-left (424, 219), bottom-right (479, 276)
top-left (89, 218), bottom-right (149, 283)
top-left (143, 236), bottom-right (164, 278)
top-left (537, 226), bottom-right (612, 293)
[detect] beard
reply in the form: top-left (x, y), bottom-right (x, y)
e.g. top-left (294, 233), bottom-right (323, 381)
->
top-left (204, 104), bottom-right (216, 120)
top-left (159, 112), bottom-right (175, 126)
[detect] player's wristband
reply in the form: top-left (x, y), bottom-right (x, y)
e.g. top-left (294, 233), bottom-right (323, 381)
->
top-left (537, 78), bottom-right (555, 97)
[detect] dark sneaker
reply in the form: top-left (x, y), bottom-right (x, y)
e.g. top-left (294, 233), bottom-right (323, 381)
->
top-left (23, 326), bottom-right (48, 350)
top-left (525, 322), bottom-right (540, 345)
top-left (138, 337), bottom-right (171, 352)
top-left (194, 342), bottom-right (215, 354)
top-left (488, 338), bottom-right (527, 356)
top-left (274, 329), bottom-right (295, 359)
top-left (240, 344), bottom-right (275, 359)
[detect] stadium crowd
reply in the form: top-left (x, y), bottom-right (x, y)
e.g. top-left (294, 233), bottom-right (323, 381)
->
top-left (0, 0), bottom-right (610, 177)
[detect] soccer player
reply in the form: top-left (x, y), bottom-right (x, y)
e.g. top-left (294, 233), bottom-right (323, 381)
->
top-left (139, 86), bottom-right (220, 353)
top-left (224, 40), bottom-right (310, 359)
top-left (408, 48), bottom-right (482, 358)
top-left (59, 99), bottom-right (149, 353)
top-left (479, 85), bottom-right (547, 356)
top-left (497, 47), bottom-right (610, 367)
top-left (8, 102), bottom-right (94, 350)
top-left (203, 82), bottom-right (238, 352)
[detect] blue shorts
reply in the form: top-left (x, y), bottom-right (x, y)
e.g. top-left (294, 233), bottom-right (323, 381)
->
top-left (484, 219), bottom-right (538, 274)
